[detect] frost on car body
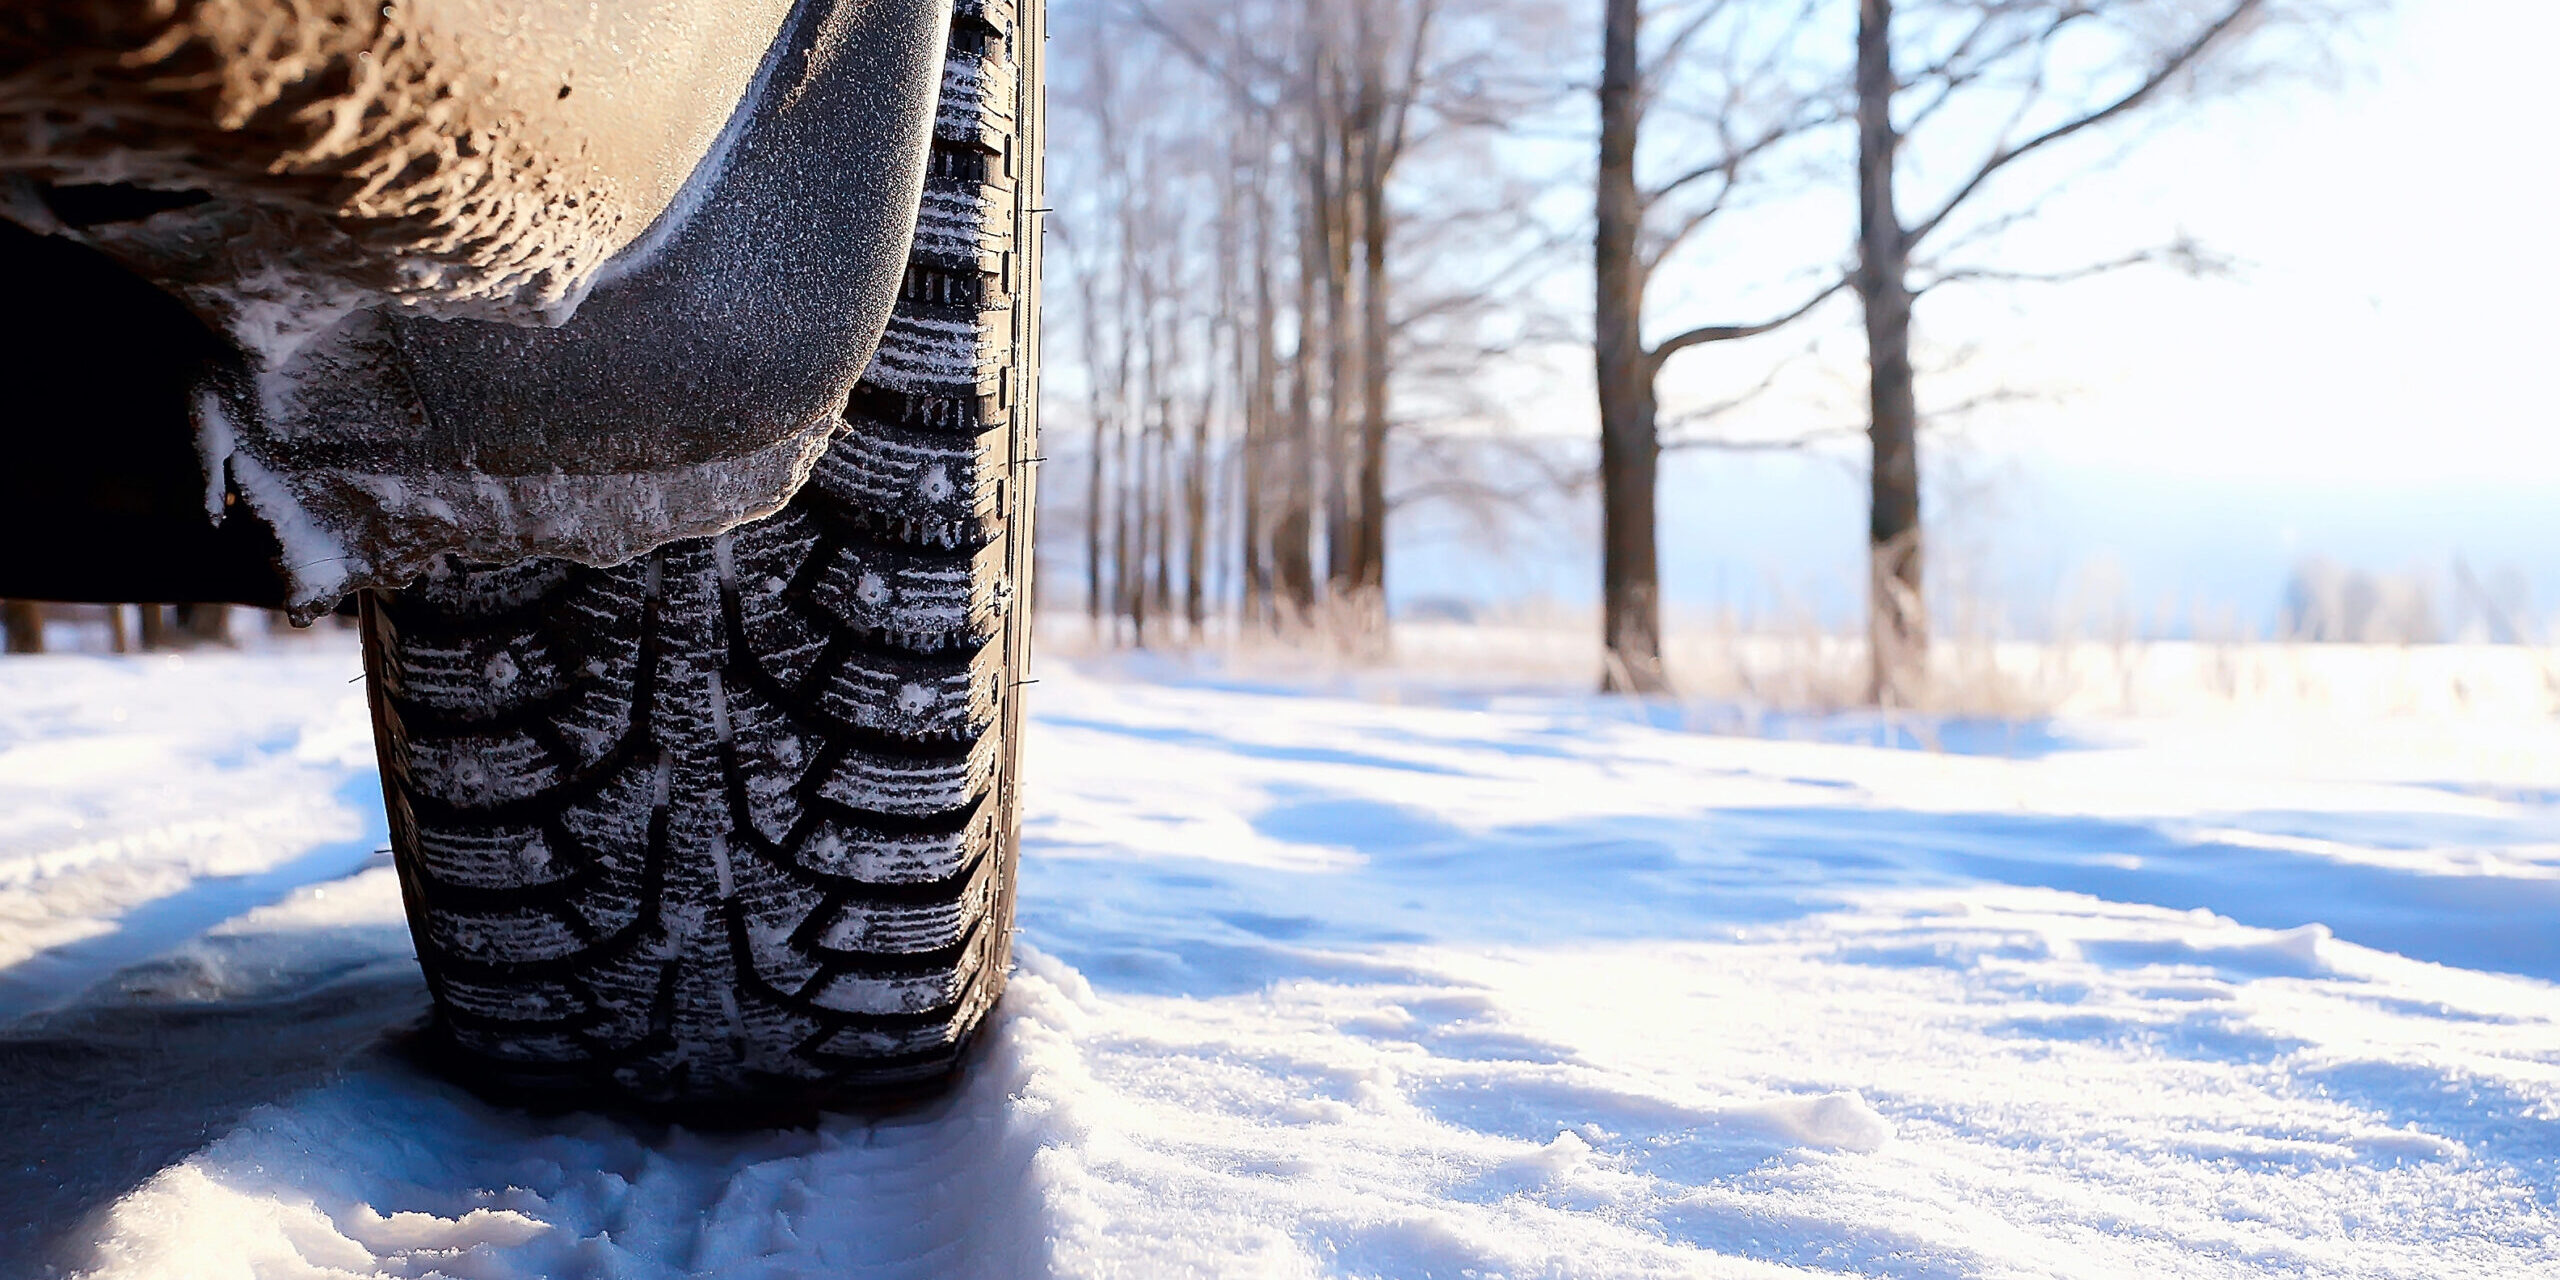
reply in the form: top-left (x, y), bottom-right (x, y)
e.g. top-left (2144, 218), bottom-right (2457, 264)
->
top-left (0, 0), bottom-right (951, 615)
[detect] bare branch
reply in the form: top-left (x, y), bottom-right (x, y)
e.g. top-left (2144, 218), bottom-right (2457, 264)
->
top-left (1654, 347), bottom-right (1801, 432)
top-left (1914, 233), bottom-right (2234, 294)
top-left (1645, 276), bottom-right (1848, 374)
top-left (1639, 0), bottom-right (1735, 116)
top-left (1120, 0), bottom-right (1290, 120)
top-left (1661, 423), bottom-right (1865, 453)
top-left (1380, 0), bottom-right (1445, 167)
top-left (1661, 383), bottom-right (2029, 452)
top-left (1641, 111), bottom-right (1816, 210)
top-left (1639, 180), bottom-right (1738, 275)
top-left (1897, 5), bottom-right (2105, 137)
top-left (1905, 0), bottom-right (2266, 250)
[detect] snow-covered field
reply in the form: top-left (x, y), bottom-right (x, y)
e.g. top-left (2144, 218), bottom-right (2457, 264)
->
top-left (4, 637), bottom-right (2558, 1278)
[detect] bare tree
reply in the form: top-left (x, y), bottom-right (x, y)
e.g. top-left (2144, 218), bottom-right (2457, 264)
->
top-left (1, 600), bottom-right (40, 654)
top-left (1593, 0), bottom-right (1837, 693)
top-left (1048, 0), bottom-right (1553, 651)
top-left (1849, 0), bottom-right (2316, 704)
top-left (1334, 0), bottom-right (1444, 646)
top-left (1054, 0), bottom-right (1237, 650)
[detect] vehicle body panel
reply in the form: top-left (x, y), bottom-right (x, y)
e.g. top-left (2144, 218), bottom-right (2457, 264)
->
top-left (0, 0), bottom-right (952, 615)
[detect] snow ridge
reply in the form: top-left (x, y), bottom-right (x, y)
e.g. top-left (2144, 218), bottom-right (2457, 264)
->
top-left (9, 649), bottom-right (2560, 1277)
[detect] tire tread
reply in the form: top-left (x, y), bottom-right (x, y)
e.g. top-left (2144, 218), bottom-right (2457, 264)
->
top-left (362, 2), bottom-right (1039, 1110)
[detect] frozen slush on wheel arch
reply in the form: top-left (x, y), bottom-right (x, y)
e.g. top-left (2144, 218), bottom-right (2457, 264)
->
top-left (1, 0), bottom-right (953, 614)
top-left (360, 0), bottom-right (1043, 1111)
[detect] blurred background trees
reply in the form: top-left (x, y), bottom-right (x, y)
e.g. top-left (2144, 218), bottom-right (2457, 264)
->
top-left (4, 0), bottom-right (2421, 695)
top-left (1050, 0), bottom-right (1566, 654)
top-left (0, 602), bottom-right (239, 654)
top-left (1842, 0), bottom-right (2336, 704)
top-left (1593, 0), bottom-right (1836, 693)
top-left (1042, 0), bottom-right (2365, 701)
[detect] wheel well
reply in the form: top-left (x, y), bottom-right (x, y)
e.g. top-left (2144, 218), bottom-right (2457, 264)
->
top-left (0, 207), bottom-right (287, 606)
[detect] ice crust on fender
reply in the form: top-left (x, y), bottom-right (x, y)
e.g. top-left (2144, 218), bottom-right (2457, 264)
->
top-left (243, 0), bottom-right (952, 616)
top-left (0, 0), bottom-right (954, 617)
top-left (1, 0), bottom-right (801, 347)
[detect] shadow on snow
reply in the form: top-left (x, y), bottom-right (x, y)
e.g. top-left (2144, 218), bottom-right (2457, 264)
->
top-left (1026, 785), bottom-right (2560, 999)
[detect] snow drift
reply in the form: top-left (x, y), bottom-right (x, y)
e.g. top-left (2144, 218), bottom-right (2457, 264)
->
top-left (3, 640), bottom-right (2556, 1277)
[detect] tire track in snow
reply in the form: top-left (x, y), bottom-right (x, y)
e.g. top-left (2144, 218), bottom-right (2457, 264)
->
top-left (64, 954), bottom-right (1088, 1279)
top-left (0, 778), bottom-right (386, 1024)
top-left (0, 652), bottom-right (387, 1022)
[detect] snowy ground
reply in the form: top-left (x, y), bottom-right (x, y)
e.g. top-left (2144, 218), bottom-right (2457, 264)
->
top-left (4, 637), bottom-right (2558, 1278)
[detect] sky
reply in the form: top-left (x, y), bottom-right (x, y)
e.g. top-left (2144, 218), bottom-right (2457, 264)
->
top-left (1942, 0), bottom-right (2560, 488)
top-left (1621, 0), bottom-right (2560, 486)
top-left (1034, 0), bottom-right (2557, 635)
top-left (1396, 0), bottom-right (2560, 634)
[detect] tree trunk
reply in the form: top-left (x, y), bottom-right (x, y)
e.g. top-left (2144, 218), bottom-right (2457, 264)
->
top-left (1273, 136), bottom-right (1324, 625)
top-left (1239, 397), bottom-right (1267, 629)
top-left (1086, 406), bottom-right (1107, 633)
top-left (1594, 0), bottom-right (1668, 694)
top-left (1, 601), bottom-right (42, 654)
top-left (1242, 168), bottom-right (1277, 629)
top-left (1185, 396), bottom-right (1210, 639)
top-left (1351, 87), bottom-right (1392, 649)
top-left (1856, 0), bottom-right (1924, 705)
top-left (1109, 413), bottom-right (1133, 645)
top-left (177, 602), bottom-right (230, 645)
top-left (1319, 119), bottom-right (1358, 612)
top-left (1150, 410), bottom-right (1174, 625)
top-left (1132, 416), bottom-right (1154, 647)
top-left (137, 603), bottom-right (172, 651)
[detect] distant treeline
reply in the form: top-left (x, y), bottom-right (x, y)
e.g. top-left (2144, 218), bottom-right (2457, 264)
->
top-left (1043, 0), bottom-right (2356, 698)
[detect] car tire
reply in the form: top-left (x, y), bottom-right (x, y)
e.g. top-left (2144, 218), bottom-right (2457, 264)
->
top-left (356, 0), bottom-right (1041, 1113)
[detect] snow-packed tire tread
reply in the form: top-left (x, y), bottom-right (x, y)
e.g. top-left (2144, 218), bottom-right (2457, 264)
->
top-left (361, 1), bottom-right (1039, 1111)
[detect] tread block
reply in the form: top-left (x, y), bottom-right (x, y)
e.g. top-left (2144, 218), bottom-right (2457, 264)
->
top-left (864, 303), bottom-right (1012, 397)
top-left (812, 858), bottom-right (992, 956)
top-left (724, 511), bottom-right (824, 583)
top-left (555, 766), bottom-right (656, 865)
top-left (794, 801), bottom-right (997, 885)
top-left (423, 902), bottom-right (588, 967)
top-left (816, 638), bottom-right (1002, 742)
top-left (910, 173), bottom-right (1013, 270)
top-left (562, 849), bottom-right (648, 941)
top-left (378, 624), bottom-right (575, 720)
top-left (578, 946), bottom-right (670, 1052)
top-left (803, 419), bottom-right (1008, 548)
top-left (665, 931), bottom-right (747, 1069)
top-left (545, 672), bottom-right (641, 771)
top-left (900, 262), bottom-right (1011, 315)
top-left (396, 557), bottom-right (583, 622)
top-left (807, 536), bottom-right (1005, 651)
top-left (402, 730), bottom-right (565, 811)
top-left (846, 380), bottom-right (1008, 439)
top-left (735, 989), bottom-right (830, 1080)
top-left (816, 731), bottom-right (996, 817)
top-left (731, 855), bottom-right (829, 994)
top-left (955, 0), bottom-right (1018, 31)
top-left (718, 688), bottom-right (820, 844)
top-left (729, 587), bottom-right (831, 700)
top-left (806, 940), bottom-right (985, 1015)
top-left (933, 38), bottom-right (1017, 148)
top-left (412, 822), bottom-right (576, 892)
top-left (437, 973), bottom-right (588, 1024)
top-left (556, 568), bottom-right (653, 639)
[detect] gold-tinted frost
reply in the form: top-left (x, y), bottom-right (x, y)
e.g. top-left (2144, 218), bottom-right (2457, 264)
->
top-left (0, 0), bottom-right (791, 354)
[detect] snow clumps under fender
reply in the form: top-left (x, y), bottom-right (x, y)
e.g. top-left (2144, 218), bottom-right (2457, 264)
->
top-left (0, 0), bottom-right (951, 617)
